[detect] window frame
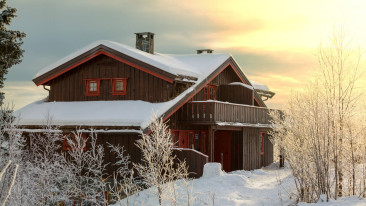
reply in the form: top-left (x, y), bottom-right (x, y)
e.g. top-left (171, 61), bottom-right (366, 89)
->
top-left (111, 78), bottom-right (127, 95)
top-left (62, 133), bottom-right (87, 151)
top-left (85, 79), bottom-right (100, 96)
top-left (203, 84), bottom-right (217, 100)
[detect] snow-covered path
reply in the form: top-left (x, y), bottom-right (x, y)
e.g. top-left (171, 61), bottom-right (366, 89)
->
top-left (111, 164), bottom-right (366, 206)
top-left (111, 163), bottom-right (295, 206)
top-left (188, 165), bottom-right (294, 205)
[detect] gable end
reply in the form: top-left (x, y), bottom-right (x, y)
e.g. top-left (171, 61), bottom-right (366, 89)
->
top-left (144, 57), bottom-right (266, 133)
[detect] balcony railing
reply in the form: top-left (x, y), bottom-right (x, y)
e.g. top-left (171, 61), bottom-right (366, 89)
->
top-left (180, 101), bottom-right (271, 126)
top-left (172, 148), bottom-right (208, 178)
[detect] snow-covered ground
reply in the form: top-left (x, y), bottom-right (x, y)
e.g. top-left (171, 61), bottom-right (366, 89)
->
top-left (111, 163), bottom-right (366, 206)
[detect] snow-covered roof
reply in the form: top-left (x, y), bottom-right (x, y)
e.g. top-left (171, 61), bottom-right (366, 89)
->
top-left (228, 82), bottom-right (254, 90)
top-left (250, 80), bottom-right (270, 92)
top-left (34, 40), bottom-right (230, 81)
top-left (14, 99), bottom-right (173, 129)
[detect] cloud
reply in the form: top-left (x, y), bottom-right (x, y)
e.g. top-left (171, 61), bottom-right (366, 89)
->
top-left (5, 0), bottom-right (366, 109)
top-left (3, 81), bottom-right (47, 110)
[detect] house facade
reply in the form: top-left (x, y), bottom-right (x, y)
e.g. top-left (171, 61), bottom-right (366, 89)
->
top-left (16, 32), bottom-right (274, 177)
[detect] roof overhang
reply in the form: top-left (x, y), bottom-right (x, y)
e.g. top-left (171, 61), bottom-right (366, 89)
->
top-left (33, 44), bottom-right (177, 86)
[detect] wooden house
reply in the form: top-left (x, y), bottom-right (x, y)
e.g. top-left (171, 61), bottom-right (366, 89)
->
top-left (15, 32), bottom-right (275, 177)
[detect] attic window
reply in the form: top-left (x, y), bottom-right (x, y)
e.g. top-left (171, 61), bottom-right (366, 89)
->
top-left (86, 79), bottom-right (100, 96)
top-left (112, 78), bottom-right (127, 95)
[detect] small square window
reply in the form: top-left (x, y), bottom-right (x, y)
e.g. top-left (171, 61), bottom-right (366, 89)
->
top-left (112, 78), bottom-right (127, 95)
top-left (85, 79), bottom-right (100, 96)
top-left (89, 82), bottom-right (97, 91)
top-left (115, 80), bottom-right (124, 91)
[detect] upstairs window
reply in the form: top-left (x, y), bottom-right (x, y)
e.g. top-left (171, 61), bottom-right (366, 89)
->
top-left (203, 84), bottom-right (217, 100)
top-left (112, 78), bottom-right (127, 95)
top-left (86, 79), bottom-right (100, 96)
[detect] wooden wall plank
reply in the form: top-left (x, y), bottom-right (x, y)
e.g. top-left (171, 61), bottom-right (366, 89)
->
top-left (48, 55), bottom-right (174, 102)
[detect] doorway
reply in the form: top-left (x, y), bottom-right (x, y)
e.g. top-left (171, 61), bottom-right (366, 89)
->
top-left (178, 131), bottom-right (189, 148)
top-left (214, 131), bottom-right (232, 172)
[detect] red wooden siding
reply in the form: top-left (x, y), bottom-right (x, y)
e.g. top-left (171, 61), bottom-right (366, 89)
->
top-left (48, 55), bottom-right (173, 102)
top-left (210, 65), bottom-right (242, 85)
top-left (193, 66), bottom-right (242, 101)
top-left (218, 85), bottom-right (253, 105)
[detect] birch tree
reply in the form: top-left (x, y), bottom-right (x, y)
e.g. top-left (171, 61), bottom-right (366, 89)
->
top-left (270, 27), bottom-right (364, 203)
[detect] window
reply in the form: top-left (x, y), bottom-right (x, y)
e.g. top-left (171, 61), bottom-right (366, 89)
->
top-left (86, 79), bottom-right (100, 96)
top-left (62, 134), bottom-right (87, 151)
top-left (112, 78), bottom-right (127, 95)
top-left (203, 84), bottom-right (217, 100)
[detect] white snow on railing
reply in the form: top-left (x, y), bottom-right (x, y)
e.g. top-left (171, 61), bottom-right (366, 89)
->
top-left (172, 148), bottom-right (208, 158)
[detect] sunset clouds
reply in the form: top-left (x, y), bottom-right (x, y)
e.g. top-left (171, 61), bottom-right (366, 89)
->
top-left (4, 0), bottom-right (366, 110)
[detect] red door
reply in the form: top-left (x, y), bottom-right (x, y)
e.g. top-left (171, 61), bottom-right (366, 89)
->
top-left (214, 131), bottom-right (232, 172)
top-left (178, 131), bottom-right (189, 148)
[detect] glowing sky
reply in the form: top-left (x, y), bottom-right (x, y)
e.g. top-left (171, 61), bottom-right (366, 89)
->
top-left (3, 0), bottom-right (366, 110)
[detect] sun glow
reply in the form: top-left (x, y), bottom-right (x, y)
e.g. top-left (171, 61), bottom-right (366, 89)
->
top-left (175, 0), bottom-right (366, 108)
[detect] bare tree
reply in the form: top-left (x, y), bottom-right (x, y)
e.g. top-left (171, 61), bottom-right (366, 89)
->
top-left (108, 144), bottom-right (140, 206)
top-left (270, 27), bottom-right (364, 203)
top-left (64, 130), bottom-right (108, 205)
top-left (0, 105), bottom-right (25, 206)
top-left (134, 115), bottom-right (189, 206)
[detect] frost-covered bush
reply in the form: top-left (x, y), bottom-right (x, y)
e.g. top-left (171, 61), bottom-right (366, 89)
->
top-left (270, 28), bottom-right (366, 203)
top-left (134, 115), bottom-right (190, 206)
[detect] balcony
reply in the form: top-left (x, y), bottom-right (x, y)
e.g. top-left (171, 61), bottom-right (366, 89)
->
top-left (179, 101), bottom-right (272, 126)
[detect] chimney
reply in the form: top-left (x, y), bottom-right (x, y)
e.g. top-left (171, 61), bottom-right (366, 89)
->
top-left (135, 32), bottom-right (154, 54)
top-left (197, 49), bottom-right (213, 54)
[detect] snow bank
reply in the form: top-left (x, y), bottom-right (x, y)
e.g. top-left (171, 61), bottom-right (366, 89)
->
top-left (111, 164), bottom-right (295, 206)
top-left (298, 195), bottom-right (366, 206)
top-left (202, 163), bottom-right (224, 178)
top-left (111, 163), bottom-right (366, 206)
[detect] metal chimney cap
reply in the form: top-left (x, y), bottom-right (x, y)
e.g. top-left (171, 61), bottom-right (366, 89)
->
top-left (197, 49), bottom-right (214, 54)
top-left (134, 32), bottom-right (155, 36)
